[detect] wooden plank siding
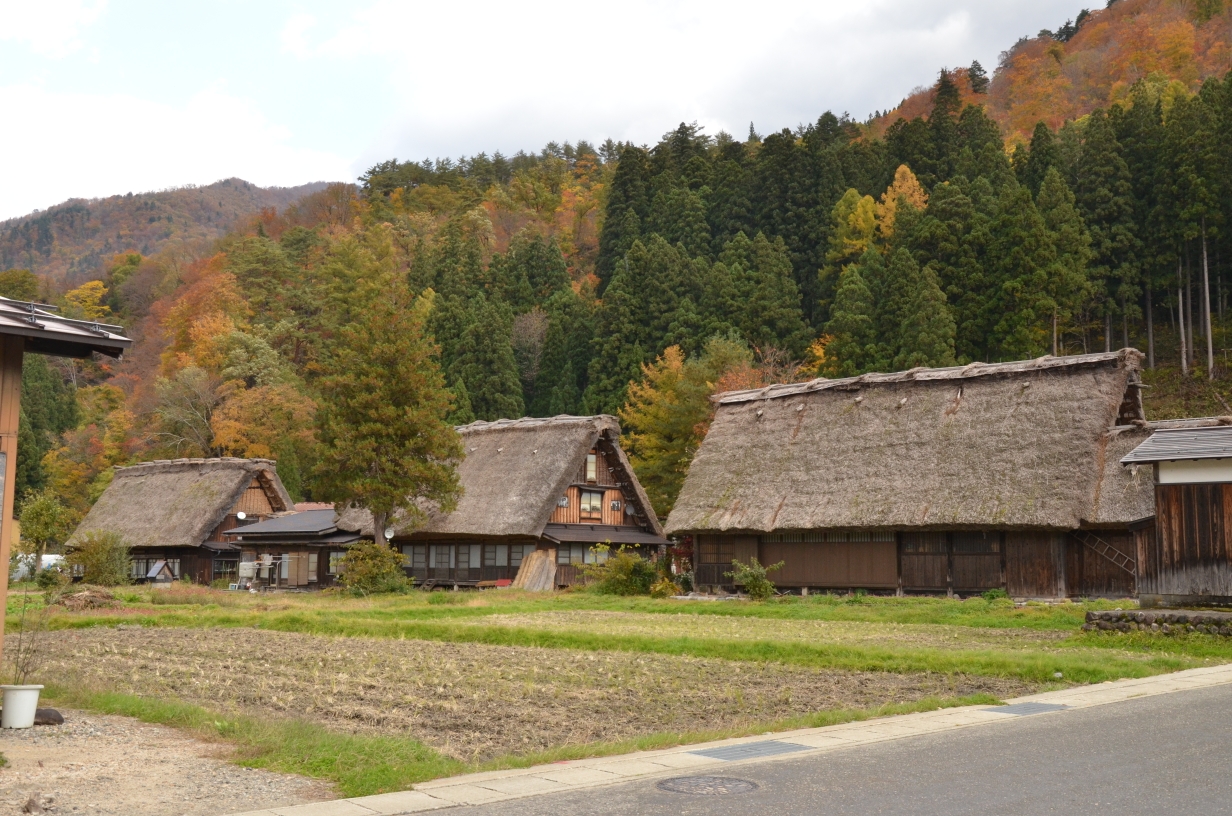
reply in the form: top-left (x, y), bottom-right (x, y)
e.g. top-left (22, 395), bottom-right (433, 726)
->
top-left (1006, 532), bottom-right (1065, 597)
top-left (548, 486), bottom-right (628, 526)
top-left (1141, 483), bottom-right (1232, 601)
top-left (693, 528), bottom-right (1136, 598)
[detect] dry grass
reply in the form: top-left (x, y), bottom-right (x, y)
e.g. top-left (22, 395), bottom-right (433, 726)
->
top-left (467, 610), bottom-right (1074, 651)
top-left (37, 627), bottom-right (1034, 763)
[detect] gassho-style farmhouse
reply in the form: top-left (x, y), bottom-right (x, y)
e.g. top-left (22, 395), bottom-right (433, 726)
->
top-left (668, 348), bottom-right (1226, 601)
top-left (67, 349), bottom-right (1232, 602)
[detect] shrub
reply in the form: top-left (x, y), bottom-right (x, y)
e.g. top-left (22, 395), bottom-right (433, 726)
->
top-left (726, 558), bottom-right (784, 601)
top-left (584, 546), bottom-right (657, 595)
top-left (338, 541), bottom-right (411, 595)
top-left (35, 567), bottom-right (67, 592)
top-left (650, 577), bottom-right (682, 598)
top-left (982, 588), bottom-right (1009, 601)
top-left (65, 531), bottom-right (131, 586)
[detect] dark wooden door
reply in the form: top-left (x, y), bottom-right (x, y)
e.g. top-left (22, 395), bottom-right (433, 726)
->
top-left (900, 533), bottom-right (947, 591)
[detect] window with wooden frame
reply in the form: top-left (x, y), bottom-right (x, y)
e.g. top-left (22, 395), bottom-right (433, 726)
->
top-left (328, 551), bottom-right (345, 575)
top-left (586, 452), bottom-right (597, 482)
top-left (698, 539), bottom-right (733, 564)
top-left (580, 489), bottom-right (604, 520)
top-left (307, 552), bottom-right (318, 582)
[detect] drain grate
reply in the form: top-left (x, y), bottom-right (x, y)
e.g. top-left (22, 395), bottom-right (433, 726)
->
top-left (986, 702), bottom-right (1070, 716)
top-left (657, 776), bottom-right (759, 795)
top-left (690, 740), bottom-right (811, 761)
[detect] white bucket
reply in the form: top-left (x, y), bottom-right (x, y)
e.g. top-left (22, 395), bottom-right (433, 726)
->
top-left (1, 685), bottom-right (44, 728)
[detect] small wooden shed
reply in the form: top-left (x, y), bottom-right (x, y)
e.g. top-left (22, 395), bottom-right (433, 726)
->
top-left (338, 415), bottom-right (666, 589)
top-left (70, 457), bottom-right (293, 584)
top-left (1121, 423), bottom-right (1232, 607)
top-left (667, 349), bottom-right (1175, 599)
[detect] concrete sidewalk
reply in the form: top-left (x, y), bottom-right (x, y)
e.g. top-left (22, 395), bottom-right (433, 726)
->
top-left (227, 663), bottom-right (1232, 816)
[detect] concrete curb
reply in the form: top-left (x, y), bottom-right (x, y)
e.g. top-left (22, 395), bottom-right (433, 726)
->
top-left (227, 663), bottom-right (1232, 816)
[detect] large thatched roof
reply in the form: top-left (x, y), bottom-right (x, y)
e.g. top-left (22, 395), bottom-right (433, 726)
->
top-left (666, 350), bottom-right (1173, 535)
top-left (338, 415), bottom-right (662, 539)
top-left (70, 458), bottom-right (293, 549)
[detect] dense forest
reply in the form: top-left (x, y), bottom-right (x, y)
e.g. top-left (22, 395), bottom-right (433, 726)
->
top-left (9, 0), bottom-right (1232, 530)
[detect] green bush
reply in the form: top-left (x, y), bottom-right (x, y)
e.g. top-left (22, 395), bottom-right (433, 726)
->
top-left (726, 558), bottom-right (784, 601)
top-left (584, 546), bottom-right (657, 595)
top-left (35, 567), bottom-right (66, 592)
top-left (982, 588), bottom-right (1010, 601)
top-left (338, 541), bottom-right (411, 595)
top-left (65, 531), bottom-right (131, 586)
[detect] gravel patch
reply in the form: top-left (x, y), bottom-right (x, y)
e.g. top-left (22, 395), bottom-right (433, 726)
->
top-left (0, 708), bottom-right (332, 816)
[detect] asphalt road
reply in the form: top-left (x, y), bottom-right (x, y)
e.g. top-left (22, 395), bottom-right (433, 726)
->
top-left (448, 683), bottom-right (1232, 815)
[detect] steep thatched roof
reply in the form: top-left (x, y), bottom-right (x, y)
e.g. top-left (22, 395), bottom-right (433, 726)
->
top-left (666, 350), bottom-right (1167, 534)
top-left (70, 458), bottom-right (293, 549)
top-left (338, 415), bottom-right (662, 539)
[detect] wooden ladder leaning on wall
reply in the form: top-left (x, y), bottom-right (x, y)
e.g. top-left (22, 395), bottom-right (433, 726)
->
top-left (1071, 530), bottom-right (1136, 575)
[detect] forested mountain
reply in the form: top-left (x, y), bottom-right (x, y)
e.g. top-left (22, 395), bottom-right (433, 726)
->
top-left (0, 179), bottom-right (333, 287)
top-left (12, 0), bottom-right (1232, 529)
top-left (875, 0), bottom-right (1232, 141)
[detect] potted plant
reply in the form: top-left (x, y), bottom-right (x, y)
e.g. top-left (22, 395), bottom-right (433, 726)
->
top-left (1, 586), bottom-right (52, 728)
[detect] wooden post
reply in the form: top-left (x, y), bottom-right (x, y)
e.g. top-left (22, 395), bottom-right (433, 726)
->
top-left (0, 336), bottom-right (25, 662)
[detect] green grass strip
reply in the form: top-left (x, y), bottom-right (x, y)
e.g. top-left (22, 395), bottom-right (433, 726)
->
top-left (50, 611), bottom-right (1203, 682)
top-left (41, 683), bottom-right (1003, 797)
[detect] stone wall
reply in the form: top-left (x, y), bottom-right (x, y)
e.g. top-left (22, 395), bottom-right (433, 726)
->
top-left (1084, 609), bottom-right (1232, 635)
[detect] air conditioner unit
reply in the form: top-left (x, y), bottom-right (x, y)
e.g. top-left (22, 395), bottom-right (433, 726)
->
top-left (610, 500), bottom-right (621, 511)
top-left (558, 496), bottom-right (569, 507)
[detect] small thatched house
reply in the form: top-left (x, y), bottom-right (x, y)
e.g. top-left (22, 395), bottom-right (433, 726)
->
top-left (1121, 422), bottom-right (1232, 607)
top-left (70, 458), bottom-right (293, 585)
top-left (339, 415), bottom-right (666, 589)
top-left (666, 349), bottom-right (1196, 599)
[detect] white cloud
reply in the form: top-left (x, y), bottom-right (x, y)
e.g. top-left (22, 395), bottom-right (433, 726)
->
top-left (279, 0), bottom-right (1088, 170)
top-left (0, 83), bottom-right (353, 219)
top-left (0, 0), bottom-right (107, 58)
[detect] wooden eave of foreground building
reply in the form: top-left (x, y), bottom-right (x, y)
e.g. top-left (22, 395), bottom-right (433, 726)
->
top-left (667, 349), bottom-right (1221, 599)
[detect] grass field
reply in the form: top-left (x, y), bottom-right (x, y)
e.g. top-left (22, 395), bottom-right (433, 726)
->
top-left (13, 585), bottom-right (1232, 796)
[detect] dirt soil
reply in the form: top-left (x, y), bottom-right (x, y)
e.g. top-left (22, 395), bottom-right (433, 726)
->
top-left (38, 627), bottom-right (1037, 762)
top-left (0, 708), bottom-right (333, 816)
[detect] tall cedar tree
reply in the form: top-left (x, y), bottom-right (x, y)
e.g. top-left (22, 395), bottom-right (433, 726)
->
top-left (596, 146), bottom-right (651, 289)
top-left (822, 250), bottom-right (880, 376)
top-left (1075, 109), bottom-right (1141, 347)
top-left (448, 297), bottom-right (525, 421)
top-left (1036, 167), bottom-right (1092, 354)
top-left (314, 292), bottom-right (463, 545)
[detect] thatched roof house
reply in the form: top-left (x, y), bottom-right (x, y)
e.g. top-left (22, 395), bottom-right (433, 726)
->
top-left (667, 349), bottom-right (1197, 598)
top-left (340, 415), bottom-right (665, 589)
top-left (71, 458), bottom-right (293, 584)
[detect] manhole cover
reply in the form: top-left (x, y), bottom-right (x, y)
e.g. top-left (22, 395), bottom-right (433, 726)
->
top-left (656, 776), bottom-right (759, 795)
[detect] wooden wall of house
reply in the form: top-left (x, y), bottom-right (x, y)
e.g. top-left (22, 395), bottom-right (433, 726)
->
top-left (760, 540), bottom-right (897, 589)
top-left (235, 479), bottom-right (275, 516)
top-left (1141, 484), bottom-right (1232, 601)
top-left (1066, 531), bottom-right (1136, 598)
top-left (1006, 532), bottom-right (1065, 597)
top-left (549, 486), bottom-right (628, 525)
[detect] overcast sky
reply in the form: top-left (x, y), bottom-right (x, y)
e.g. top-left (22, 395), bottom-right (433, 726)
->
top-left (0, 0), bottom-right (1094, 220)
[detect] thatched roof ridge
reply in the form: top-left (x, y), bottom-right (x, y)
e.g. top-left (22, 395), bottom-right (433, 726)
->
top-left (667, 349), bottom-right (1157, 535)
top-left (70, 458), bottom-right (292, 550)
top-left (717, 350), bottom-right (1138, 405)
top-left (339, 414), bottom-right (662, 538)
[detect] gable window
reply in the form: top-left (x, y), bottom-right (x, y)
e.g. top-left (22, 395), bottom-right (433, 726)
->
top-left (580, 489), bottom-right (604, 520)
top-left (586, 452), bottom-right (597, 482)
